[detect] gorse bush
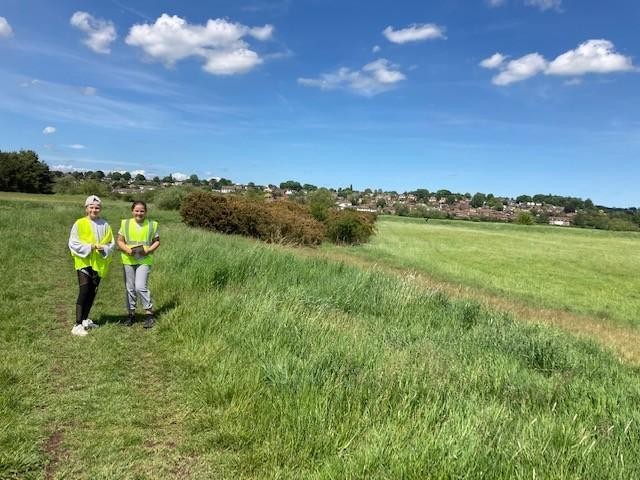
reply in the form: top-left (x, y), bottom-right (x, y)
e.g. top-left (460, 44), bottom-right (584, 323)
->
top-left (325, 209), bottom-right (376, 244)
top-left (180, 191), bottom-right (325, 245)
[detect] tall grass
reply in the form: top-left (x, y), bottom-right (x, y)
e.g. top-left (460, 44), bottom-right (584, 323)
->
top-left (2, 193), bottom-right (640, 478)
top-left (154, 226), bottom-right (640, 478)
top-left (327, 215), bottom-right (640, 327)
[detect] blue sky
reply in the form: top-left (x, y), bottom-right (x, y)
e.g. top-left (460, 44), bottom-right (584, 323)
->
top-left (0, 0), bottom-right (638, 206)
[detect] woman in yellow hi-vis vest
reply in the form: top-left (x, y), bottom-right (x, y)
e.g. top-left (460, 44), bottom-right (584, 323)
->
top-left (68, 195), bottom-right (115, 336)
top-left (117, 201), bottom-right (160, 328)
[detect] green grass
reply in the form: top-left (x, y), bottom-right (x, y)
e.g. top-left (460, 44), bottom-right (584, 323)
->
top-left (2, 193), bottom-right (640, 478)
top-left (324, 215), bottom-right (640, 327)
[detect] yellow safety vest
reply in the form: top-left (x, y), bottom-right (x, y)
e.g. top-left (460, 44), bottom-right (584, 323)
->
top-left (120, 218), bottom-right (158, 266)
top-left (71, 217), bottom-right (113, 277)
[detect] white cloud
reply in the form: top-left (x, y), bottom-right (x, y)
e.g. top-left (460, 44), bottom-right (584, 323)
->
top-left (125, 14), bottom-right (273, 76)
top-left (492, 53), bottom-right (547, 85)
top-left (203, 48), bottom-right (262, 75)
top-left (131, 169), bottom-right (146, 176)
top-left (524, 0), bottom-right (562, 11)
top-left (564, 78), bottom-right (582, 86)
top-left (486, 0), bottom-right (562, 10)
top-left (480, 53), bottom-right (506, 69)
top-left (81, 86), bottom-right (97, 96)
top-left (486, 39), bottom-right (635, 86)
top-left (43, 126), bottom-right (56, 135)
top-left (546, 39), bottom-right (634, 76)
top-left (172, 172), bottom-right (188, 181)
top-left (383, 23), bottom-right (446, 44)
top-left (372, 45), bottom-right (381, 53)
top-left (0, 16), bottom-right (13, 38)
top-left (298, 58), bottom-right (405, 96)
top-left (51, 164), bottom-right (85, 172)
top-left (66, 144), bottom-right (86, 149)
top-left (70, 11), bottom-right (117, 54)
top-left (20, 79), bottom-right (41, 87)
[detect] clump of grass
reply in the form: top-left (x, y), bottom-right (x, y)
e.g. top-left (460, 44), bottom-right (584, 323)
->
top-left (153, 225), bottom-right (640, 478)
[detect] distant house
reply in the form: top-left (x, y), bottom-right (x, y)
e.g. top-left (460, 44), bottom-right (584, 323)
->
top-left (549, 217), bottom-right (570, 226)
top-left (220, 185), bottom-right (237, 194)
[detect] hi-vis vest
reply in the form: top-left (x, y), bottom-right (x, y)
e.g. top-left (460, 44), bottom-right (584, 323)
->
top-left (120, 218), bottom-right (158, 266)
top-left (72, 217), bottom-right (113, 277)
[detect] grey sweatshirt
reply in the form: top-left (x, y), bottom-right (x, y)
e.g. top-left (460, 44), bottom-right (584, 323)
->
top-left (68, 217), bottom-right (116, 259)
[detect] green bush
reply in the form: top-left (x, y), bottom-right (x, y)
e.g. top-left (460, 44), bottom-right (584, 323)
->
top-left (516, 211), bottom-right (535, 225)
top-left (180, 191), bottom-right (325, 246)
top-left (325, 210), bottom-right (376, 245)
top-left (155, 186), bottom-right (192, 210)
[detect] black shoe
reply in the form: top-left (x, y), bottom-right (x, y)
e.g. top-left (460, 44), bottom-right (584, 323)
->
top-left (125, 314), bottom-right (135, 327)
top-left (143, 315), bottom-right (155, 329)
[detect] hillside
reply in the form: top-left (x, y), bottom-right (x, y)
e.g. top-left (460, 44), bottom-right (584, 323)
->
top-left (1, 193), bottom-right (640, 479)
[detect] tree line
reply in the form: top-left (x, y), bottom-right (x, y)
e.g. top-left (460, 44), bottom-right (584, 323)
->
top-left (1, 149), bottom-right (639, 231)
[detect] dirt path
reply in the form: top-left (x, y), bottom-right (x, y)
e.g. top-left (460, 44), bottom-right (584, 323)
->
top-left (291, 247), bottom-right (640, 365)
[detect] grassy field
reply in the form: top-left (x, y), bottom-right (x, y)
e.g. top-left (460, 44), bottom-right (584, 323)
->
top-left (2, 192), bottom-right (640, 478)
top-left (324, 215), bottom-right (640, 328)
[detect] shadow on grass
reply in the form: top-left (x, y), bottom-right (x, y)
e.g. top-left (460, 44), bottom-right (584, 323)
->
top-left (96, 298), bottom-right (179, 326)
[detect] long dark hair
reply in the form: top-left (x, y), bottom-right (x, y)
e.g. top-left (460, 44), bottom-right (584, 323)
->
top-left (131, 200), bottom-right (147, 211)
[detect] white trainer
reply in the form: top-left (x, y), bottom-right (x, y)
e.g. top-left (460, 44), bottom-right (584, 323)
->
top-left (82, 319), bottom-right (98, 329)
top-left (71, 324), bottom-right (88, 336)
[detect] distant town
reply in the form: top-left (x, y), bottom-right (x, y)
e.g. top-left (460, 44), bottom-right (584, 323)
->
top-left (53, 168), bottom-right (638, 231)
top-left (1, 149), bottom-right (637, 232)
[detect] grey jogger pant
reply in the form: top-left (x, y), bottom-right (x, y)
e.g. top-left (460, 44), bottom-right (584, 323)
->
top-left (123, 264), bottom-right (153, 311)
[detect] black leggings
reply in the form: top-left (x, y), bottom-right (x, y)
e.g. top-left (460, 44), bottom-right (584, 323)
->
top-left (76, 268), bottom-right (101, 325)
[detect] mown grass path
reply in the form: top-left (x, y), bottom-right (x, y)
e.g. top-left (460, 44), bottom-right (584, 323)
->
top-left (0, 197), bottom-right (212, 479)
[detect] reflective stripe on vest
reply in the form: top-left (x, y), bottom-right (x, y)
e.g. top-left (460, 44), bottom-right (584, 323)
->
top-left (71, 217), bottom-right (113, 277)
top-left (120, 218), bottom-right (158, 266)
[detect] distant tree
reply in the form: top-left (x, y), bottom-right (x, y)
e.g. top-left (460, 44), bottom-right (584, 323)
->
top-left (414, 189), bottom-right (430, 202)
top-left (134, 173), bottom-right (146, 183)
top-left (376, 198), bottom-right (387, 208)
top-left (471, 192), bottom-right (486, 208)
top-left (280, 180), bottom-right (302, 191)
top-left (584, 198), bottom-right (594, 210)
top-left (151, 176), bottom-right (161, 184)
top-left (187, 174), bottom-right (200, 185)
top-left (394, 202), bottom-right (409, 216)
top-left (94, 170), bottom-right (105, 180)
top-left (0, 150), bottom-right (53, 193)
top-left (53, 175), bottom-right (78, 194)
top-left (122, 171), bottom-right (132, 182)
top-left (516, 195), bottom-right (532, 204)
top-left (532, 194), bottom-right (546, 205)
top-left (435, 189), bottom-right (452, 199)
top-left (536, 212), bottom-right (550, 224)
top-left (162, 174), bottom-right (174, 184)
top-left (110, 171), bottom-right (122, 181)
top-left (309, 188), bottom-right (335, 221)
top-left (219, 178), bottom-right (233, 186)
top-left (303, 183), bottom-right (318, 191)
top-left (516, 211), bottom-right (535, 225)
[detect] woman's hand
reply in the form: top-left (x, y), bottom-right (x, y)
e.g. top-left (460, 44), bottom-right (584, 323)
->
top-left (93, 244), bottom-right (105, 252)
